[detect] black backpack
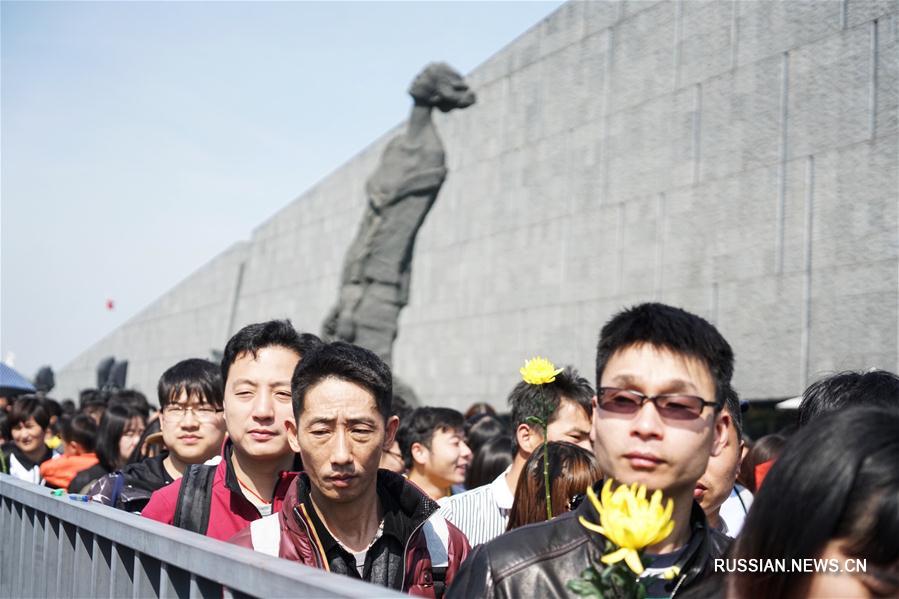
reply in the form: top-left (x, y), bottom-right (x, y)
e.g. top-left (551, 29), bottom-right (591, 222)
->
top-left (172, 464), bottom-right (217, 534)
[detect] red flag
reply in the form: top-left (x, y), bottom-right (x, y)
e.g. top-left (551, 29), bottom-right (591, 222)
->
top-left (106, 299), bottom-right (115, 311)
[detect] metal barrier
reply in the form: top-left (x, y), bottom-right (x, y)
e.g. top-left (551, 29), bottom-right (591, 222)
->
top-left (0, 474), bottom-right (405, 598)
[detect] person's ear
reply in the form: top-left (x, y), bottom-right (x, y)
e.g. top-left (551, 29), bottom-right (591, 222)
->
top-left (382, 416), bottom-right (399, 450)
top-left (285, 419), bottom-right (301, 453)
top-left (411, 441), bottom-right (429, 466)
top-left (710, 411), bottom-right (730, 458)
top-left (516, 423), bottom-right (542, 454)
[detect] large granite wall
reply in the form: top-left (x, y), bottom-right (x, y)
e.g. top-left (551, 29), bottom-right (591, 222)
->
top-left (57, 0), bottom-right (899, 409)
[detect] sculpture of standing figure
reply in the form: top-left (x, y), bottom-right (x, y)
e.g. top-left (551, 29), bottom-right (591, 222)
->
top-left (323, 63), bottom-right (476, 365)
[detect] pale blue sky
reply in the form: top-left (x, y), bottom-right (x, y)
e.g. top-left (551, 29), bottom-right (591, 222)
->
top-left (1, 1), bottom-right (564, 385)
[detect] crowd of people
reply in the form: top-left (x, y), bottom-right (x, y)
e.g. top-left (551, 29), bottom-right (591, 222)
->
top-left (1, 302), bottom-right (897, 598)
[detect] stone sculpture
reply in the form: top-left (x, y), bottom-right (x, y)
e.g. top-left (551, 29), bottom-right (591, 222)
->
top-left (323, 62), bottom-right (476, 365)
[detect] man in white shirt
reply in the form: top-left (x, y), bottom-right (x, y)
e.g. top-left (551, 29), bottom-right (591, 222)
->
top-left (438, 367), bottom-right (593, 546)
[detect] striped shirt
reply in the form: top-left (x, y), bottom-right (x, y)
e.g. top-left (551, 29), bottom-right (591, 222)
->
top-left (436, 467), bottom-right (514, 547)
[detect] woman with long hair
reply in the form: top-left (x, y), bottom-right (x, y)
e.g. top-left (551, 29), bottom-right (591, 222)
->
top-left (727, 407), bottom-right (899, 599)
top-left (506, 441), bottom-right (602, 531)
top-left (69, 403), bottom-right (146, 493)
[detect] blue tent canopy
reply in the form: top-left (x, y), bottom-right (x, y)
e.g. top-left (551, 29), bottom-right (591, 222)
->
top-left (0, 363), bottom-right (37, 395)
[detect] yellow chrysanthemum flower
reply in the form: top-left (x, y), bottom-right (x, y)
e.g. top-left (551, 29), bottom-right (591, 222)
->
top-left (520, 356), bottom-right (563, 385)
top-left (578, 479), bottom-right (675, 575)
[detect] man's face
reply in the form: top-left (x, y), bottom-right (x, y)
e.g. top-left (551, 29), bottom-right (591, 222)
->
top-left (414, 426), bottom-right (472, 487)
top-left (11, 417), bottom-right (45, 455)
top-left (546, 398), bottom-right (593, 451)
top-left (160, 390), bottom-right (227, 465)
top-left (224, 346), bottom-right (299, 461)
top-left (289, 377), bottom-right (398, 504)
top-left (695, 411), bottom-right (742, 516)
top-left (593, 343), bottom-right (727, 498)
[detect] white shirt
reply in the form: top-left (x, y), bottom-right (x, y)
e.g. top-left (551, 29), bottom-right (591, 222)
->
top-left (437, 466), bottom-right (514, 546)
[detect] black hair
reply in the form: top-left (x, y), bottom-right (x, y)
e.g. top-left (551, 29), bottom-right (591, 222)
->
top-left (108, 389), bottom-right (150, 420)
top-left (731, 407), bottom-right (899, 598)
top-left (79, 388), bottom-right (106, 410)
top-left (42, 398), bottom-right (62, 419)
top-left (508, 366), bottom-right (593, 452)
top-left (157, 359), bottom-right (224, 410)
top-left (596, 303), bottom-right (734, 407)
top-left (60, 414), bottom-right (98, 452)
top-left (722, 385), bottom-right (743, 441)
top-left (465, 414), bottom-right (509, 457)
top-left (95, 403), bottom-right (145, 471)
top-left (221, 320), bottom-right (321, 384)
top-left (397, 407), bottom-right (465, 470)
top-left (799, 369), bottom-right (899, 427)
top-left (0, 411), bottom-right (9, 442)
top-left (60, 399), bottom-right (76, 417)
top-left (8, 396), bottom-right (50, 430)
top-left (291, 341), bottom-right (392, 421)
top-left (465, 435), bottom-right (513, 490)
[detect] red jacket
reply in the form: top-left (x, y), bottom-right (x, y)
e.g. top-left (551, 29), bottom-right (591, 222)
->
top-left (142, 441), bottom-right (297, 541)
top-left (229, 470), bottom-right (470, 597)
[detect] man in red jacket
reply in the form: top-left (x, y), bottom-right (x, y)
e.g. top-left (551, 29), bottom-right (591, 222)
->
top-left (229, 341), bottom-right (469, 598)
top-left (142, 320), bottom-right (320, 541)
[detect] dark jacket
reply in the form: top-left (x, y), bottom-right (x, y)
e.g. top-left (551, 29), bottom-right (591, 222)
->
top-left (229, 470), bottom-right (470, 598)
top-left (69, 463), bottom-right (110, 494)
top-left (88, 453), bottom-right (174, 512)
top-left (447, 482), bottom-right (731, 599)
top-left (141, 440), bottom-right (296, 541)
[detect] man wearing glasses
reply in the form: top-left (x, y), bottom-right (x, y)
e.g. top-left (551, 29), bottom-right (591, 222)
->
top-left (89, 359), bottom-right (226, 512)
top-left (448, 303), bottom-right (733, 598)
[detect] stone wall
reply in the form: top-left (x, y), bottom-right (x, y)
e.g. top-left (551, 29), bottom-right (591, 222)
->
top-left (57, 0), bottom-right (899, 409)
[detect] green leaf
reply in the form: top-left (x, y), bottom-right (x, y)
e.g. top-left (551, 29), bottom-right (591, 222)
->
top-left (525, 416), bottom-right (546, 427)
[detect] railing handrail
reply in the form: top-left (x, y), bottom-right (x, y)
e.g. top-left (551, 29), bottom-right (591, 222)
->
top-left (0, 474), bottom-right (405, 598)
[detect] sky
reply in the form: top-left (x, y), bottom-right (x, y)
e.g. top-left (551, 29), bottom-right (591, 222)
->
top-left (1, 1), bottom-right (564, 382)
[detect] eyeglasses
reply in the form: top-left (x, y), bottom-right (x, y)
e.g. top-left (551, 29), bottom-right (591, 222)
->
top-left (597, 387), bottom-right (717, 420)
top-left (162, 404), bottom-right (223, 422)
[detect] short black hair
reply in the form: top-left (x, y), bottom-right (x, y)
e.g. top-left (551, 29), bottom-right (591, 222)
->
top-left (157, 359), bottom-right (224, 410)
top-left (60, 414), bottom-right (98, 452)
top-left (799, 370), bottom-right (899, 427)
top-left (397, 407), bottom-right (465, 470)
top-left (221, 320), bottom-right (322, 384)
top-left (508, 366), bottom-right (594, 452)
top-left (291, 341), bottom-right (392, 421)
top-left (108, 390), bottom-right (150, 421)
top-left (9, 396), bottom-right (50, 430)
top-left (78, 388), bottom-right (106, 411)
top-left (722, 385), bottom-right (743, 441)
top-left (596, 303), bottom-right (734, 407)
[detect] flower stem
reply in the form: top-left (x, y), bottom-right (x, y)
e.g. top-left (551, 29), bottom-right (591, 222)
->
top-left (543, 439), bottom-right (552, 520)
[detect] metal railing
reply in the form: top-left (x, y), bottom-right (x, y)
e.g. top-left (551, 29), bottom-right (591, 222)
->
top-left (0, 474), bottom-right (405, 598)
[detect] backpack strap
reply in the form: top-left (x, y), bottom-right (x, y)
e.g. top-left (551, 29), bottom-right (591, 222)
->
top-left (172, 464), bottom-right (216, 534)
top-left (422, 513), bottom-right (450, 599)
top-left (109, 472), bottom-right (126, 508)
top-left (249, 514), bottom-right (282, 556)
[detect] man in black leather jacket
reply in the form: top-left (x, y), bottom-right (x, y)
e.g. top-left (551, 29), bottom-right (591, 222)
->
top-left (448, 303), bottom-right (735, 598)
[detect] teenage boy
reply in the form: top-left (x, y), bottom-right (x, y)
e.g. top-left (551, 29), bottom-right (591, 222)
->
top-left (1, 396), bottom-right (55, 483)
top-left (89, 359), bottom-right (227, 512)
top-left (143, 321), bottom-right (320, 540)
top-left (230, 341), bottom-right (469, 597)
top-left (40, 414), bottom-right (99, 489)
top-left (398, 407), bottom-right (472, 501)
top-left (438, 366), bottom-right (593, 546)
top-left (448, 303), bottom-right (732, 598)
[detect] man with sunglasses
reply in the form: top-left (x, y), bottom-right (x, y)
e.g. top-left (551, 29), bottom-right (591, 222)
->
top-left (448, 303), bottom-right (732, 598)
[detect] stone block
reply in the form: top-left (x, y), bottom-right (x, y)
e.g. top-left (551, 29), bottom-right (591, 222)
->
top-left (735, 0), bottom-right (842, 68)
top-left (700, 55), bottom-right (783, 182)
top-left (679, 0), bottom-right (738, 87)
top-left (789, 25), bottom-right (873, 158)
